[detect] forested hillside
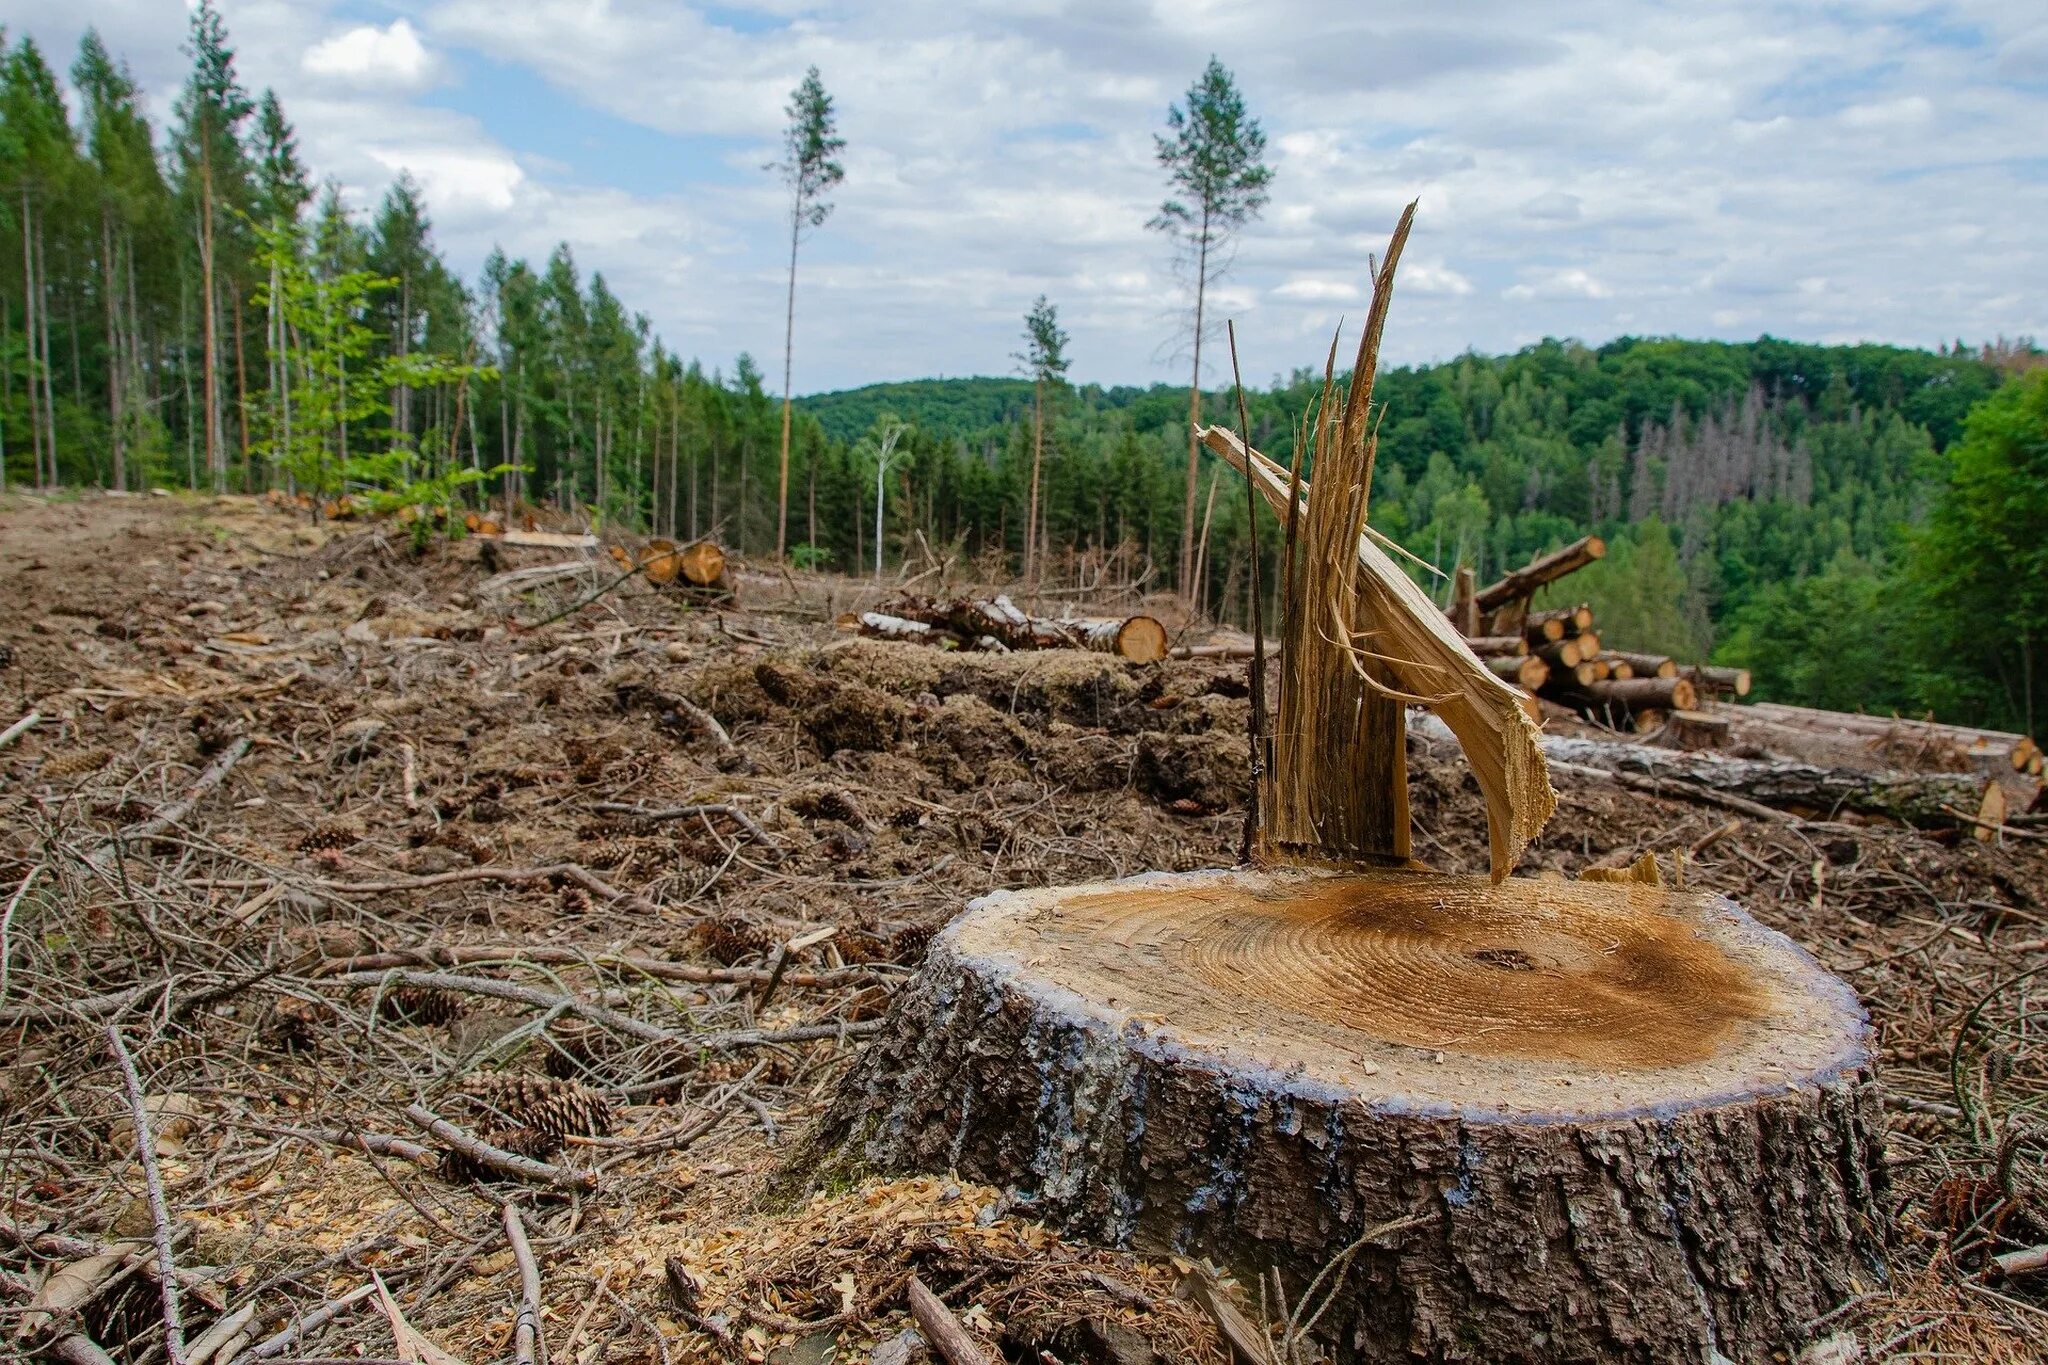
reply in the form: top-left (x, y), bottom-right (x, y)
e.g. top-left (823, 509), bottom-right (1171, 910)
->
top-left (3, 13), bottom-right (2044, 733)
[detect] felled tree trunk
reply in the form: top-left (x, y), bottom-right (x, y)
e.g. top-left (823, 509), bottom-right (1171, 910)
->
top-left (1539, 734), bottom-right (1989, 827)
top-left (789, 868), bottom-right (1886, 1365)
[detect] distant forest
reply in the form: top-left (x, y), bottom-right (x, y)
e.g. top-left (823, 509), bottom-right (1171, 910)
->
top-left (3, 14), bottom-right (2044, 735)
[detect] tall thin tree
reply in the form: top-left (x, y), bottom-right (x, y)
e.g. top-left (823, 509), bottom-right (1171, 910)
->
top-left (770, 66), bottom-right (844, 560)
top-left (171, 0), bottom-right (253, 492)
top-left (1151, 56), bottom-right (1272, 600)
top-left (1014, 295), bottom-right (1069, 586)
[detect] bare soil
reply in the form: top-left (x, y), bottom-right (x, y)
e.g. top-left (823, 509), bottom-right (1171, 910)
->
top-left (0, 491), bottom-right (2042, 1363)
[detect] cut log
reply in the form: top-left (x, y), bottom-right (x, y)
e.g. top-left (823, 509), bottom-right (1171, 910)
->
top-left (1667, 708), bottom-right (1731, 751)
top-left (1721, 701), bottom-right (2038, 799)
top-left (641, 538), bottom-right (683, 585)
top-left (792, 867), bottom-right (1883, 1365)
top-left (1598, 654), bottom-right (1634, 681)
top-left (1535, 731), bottom-right (1990, 827)
top-left (1525, 614), bottom-right (1567, 643)
top-left (1526, 605), bottom-right (1593, 640)
top-left (1535, 637), bottom-right (1588, 670)
top-left (1461, 635), bottom-right (1526, 657)
top-left (1058, 615), bottom-right (1169, 663)
top-left (483, 529), bottom-right (600, 551)
top-left (1473, 535), bottom-right (1606, 612)
top-left (1558, 675), bottom-right (1698, 718)
top-left (1449, 565), bottom-right (1479, 637)
top-left (1170, 641), bottom-right (1281, 660)
top-left (1483, 654), bottom-right (1548, 691)
top-left (676, 539), bottom-right (728, 588)
top-left (1607, 650), bottom-right (1678, 679)
top-left (1683, 664), bottom-right (1751, 698)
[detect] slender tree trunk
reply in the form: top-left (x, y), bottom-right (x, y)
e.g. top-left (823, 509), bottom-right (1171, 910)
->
top-left (103, 213), bottom-right (125, 491)
top-left (1181, 213), bottom-right (1210, 600)
top-left (199, 163), bottom-right (225, 492)
top-left (1026, 378), bottom-right (1043, 585)
top-left (36, 224), bottom-right (59, 487)
top-left (232, 279), bottom-right (252, 490)
top-left (777, 204), bottom-right (800, 560)
top-left (21, 194), bottom-right (42, 488)
top-left (1, 296), bottom-right (11, 490)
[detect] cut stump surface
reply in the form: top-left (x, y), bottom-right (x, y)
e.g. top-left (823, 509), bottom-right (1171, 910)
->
top-left (794, 867), bottom-right (1887, 1364)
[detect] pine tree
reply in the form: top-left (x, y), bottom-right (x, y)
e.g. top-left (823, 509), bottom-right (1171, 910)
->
top-left (369, 174), bottom-right (434, 454)
top-left (1152, 57), bottom-right (1273, 600)
top-left (252, 91), bottom-right (311, 229)
top-left (170, 0), bottom-right (254, 491)
top-left (1014, 295), bottom-right (1070, 585)
top-left (771, 66), bottom-right (844, 560)
top-left (2, 36), bottom-right (78, 487)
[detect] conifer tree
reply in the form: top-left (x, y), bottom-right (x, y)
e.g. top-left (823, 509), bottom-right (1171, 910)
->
top-left (2, 37), bottom-right (77, 487)
top-left (771, 66), bottom-right (844, 560)
top-left (171, 0), bottom-right (254, 491)
top-left (1014, 295), bottom-right (1069, 585)
top-left (1152, 57), bottom-right (1272, 599)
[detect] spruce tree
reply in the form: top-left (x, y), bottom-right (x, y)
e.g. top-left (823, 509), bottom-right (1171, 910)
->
top-left (771, 66), bottom-right (844, 560)
top-left (170, 0), bottom-right (254, 490)
top-left (1152, 57), bottom-right (1273, 600)
top-left (1014, 295), bottom-right (1070, 585)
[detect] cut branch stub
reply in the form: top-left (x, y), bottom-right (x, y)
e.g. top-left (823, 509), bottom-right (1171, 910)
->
top-left (793, 867), bottom-right (1886, 1364)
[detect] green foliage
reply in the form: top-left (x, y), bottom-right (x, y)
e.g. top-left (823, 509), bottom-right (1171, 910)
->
top-left (1152, 57), bottom-right (1273, 241)
top-left (789, 543), bottom-right (833, 570)
top-left (1903, 370), bottom-right (2048, 732)
top-left (1571, 521), bottom-right (1709, 662)
top-left (777, 67), bottom-right (844, 230)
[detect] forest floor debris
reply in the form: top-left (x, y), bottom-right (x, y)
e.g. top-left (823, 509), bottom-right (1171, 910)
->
top-left (0, 491), bottom-right (2043, 1363)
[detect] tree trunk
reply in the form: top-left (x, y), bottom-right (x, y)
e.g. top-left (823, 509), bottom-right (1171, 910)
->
top-left (21, 194), bottom-right (42, 488)
top-left (200, 161), bottom-right (223, 492)
top-left (102, 214), bottom-right (124, 491)
top-left (1026, 377), bottom-right (1043, 585)
top-left (777, 205), bottom-right (799, 561)
top-left (788, 868), bottom-right (1886, 1365)
top-left (231, 278), bottom-right (251, 490)
top-left (1474, 535), bottom-right (1607, 615)
top-left (36, 222), bottom-right (58, 486)
top-left (1180, 218), bottom-right (1208, 600)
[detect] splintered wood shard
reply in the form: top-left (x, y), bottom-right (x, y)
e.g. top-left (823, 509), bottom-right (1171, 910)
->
top-left (1203, 424), bottom-right (1556, 878)
top-left (1194, 202), bottom-right (1555, 879)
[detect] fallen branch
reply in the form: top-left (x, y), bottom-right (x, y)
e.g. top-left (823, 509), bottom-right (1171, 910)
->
top-left (0, 981), bottom-right (156, 1029)
top-left (240, 1282), bottom-right (380, 1360)
top-left (313, 862), bottom-right (664, 916)
top-left (316, 943), bottom-right (890, 990)
top-left (334, 969), bottom-right (673, 1042)
top-left (87, 737), bottom-right (251, 873)
top-left (404, 1104), bottom-right (598, 1192)
top-left (587, 801), bottom-right (776, 850)
top-left (504, 1204), bottom-right (547, 1365)
top-left (0, 710), bottom-right (40, 750)
top-left (906, 1276), bottom-right (992, 1365)
top-left (105, 1027), bottom-right (189, 1365)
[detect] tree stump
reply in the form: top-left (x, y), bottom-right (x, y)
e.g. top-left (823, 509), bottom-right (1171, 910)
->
top-left (794, 868), bottom-right (1886, 1364)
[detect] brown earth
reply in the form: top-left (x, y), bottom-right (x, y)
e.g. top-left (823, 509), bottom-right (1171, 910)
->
top-left (0, 490), bottom-right (2042, 1363)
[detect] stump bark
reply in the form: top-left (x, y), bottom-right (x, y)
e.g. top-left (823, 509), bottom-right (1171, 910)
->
top-left (795, 868), bottom-right (1886, 1364)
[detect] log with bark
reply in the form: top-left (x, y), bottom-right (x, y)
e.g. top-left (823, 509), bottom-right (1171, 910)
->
top-left (1707, 700), bottom-right (2041, 800)
top-left (1551, 674), bottom-right (1697, 724)
top-left (1460, 635), bottom-right (1526, 657)
top-left (1683, 664), bottom-right (1751, 698)
top-left (1607, 650), bottom-right (1678, 679)
top-left (861, 595), bottom-right (1170, 662)
top-left (1473, 535), bottom-right (1606, 612)
top-left (1535, 732), bottom-right (1992, 827)
top-left (1524, 604), bottom-right (1593, 642)
top-left (1483, 654), bottom-right (1548, 691)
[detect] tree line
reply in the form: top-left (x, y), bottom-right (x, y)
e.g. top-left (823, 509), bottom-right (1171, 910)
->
top-left (3, 12), bottom-right (2043, 732)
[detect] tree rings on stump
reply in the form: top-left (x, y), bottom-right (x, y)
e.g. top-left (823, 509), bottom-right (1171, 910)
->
top-left (791, 868), bottom-right (1886, 1364)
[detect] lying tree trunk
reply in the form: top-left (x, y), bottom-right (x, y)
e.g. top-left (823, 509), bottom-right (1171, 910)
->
top-left (1535, 635), bottom-right (1597, 670)
top-left (1684, 664), bottom-right (1751, 698)
top-left (1715, 701), bottom-right (2040, 801)
top-left (1745, 701), bottom-right (2032, 766)
top-left (1525, 605), bottom-right (1592, 642)
top-left (676, 539), bottom-right (728, 588)
top-left (1473, 535), bottom-right (1606, 612)
top-left (1462, 635), bottom-right (1526, 657)
top-left (787, 868), bottom-right (1884, 1365)
top-left (1060, 614), bottom-right (1168, 663)
top-left (1556, 674), bottom-right (1697, 719)
top-left (1597, 654), bottom-right (1633, 680)
top-left (1483, 654), bottom-right (1549, 691)
top-left (858, 611), bottom-right (935, 643)
top-left (1608, 650), bottom-right (1678, 679)
top-left (1169, 641), bottom-right (1280, 661)
top-left (1537, 733), bottom-right (1989, 827)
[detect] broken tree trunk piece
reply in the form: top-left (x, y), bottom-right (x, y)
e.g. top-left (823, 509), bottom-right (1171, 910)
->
top-left (1536, 732), bottom-right (1991, 828)
top-left (1473, 535), bottom-right (1606, 613)
top-left (790, 867), bottom-right (1883, 1365)
top-left (1200, 424), bottom-right (1555, 879)
top-left (1483, 654), bottom-right (1549, 691)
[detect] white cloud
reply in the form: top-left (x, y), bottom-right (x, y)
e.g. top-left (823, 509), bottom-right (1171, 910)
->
top-left (9, 0), bottom-right (2046, 388)
top-left (303, 20), bottom-right (440, 93)
top-left (1504, 268), bottom-right (1611, 301)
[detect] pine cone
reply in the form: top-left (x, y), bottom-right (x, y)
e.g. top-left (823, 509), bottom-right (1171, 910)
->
top-left (379, 984), bottom-right (466, 1026)
top-left (460, 1073), bottom-right (614, 1140)
top-left (542, 1019), bottom-right (615, 1079)
top-left (41, 746), bottom-right (112, 779)
top-left (1885, 1110), bottom-right (1950, 1143)
top-left (789, 786), bottom-right (864, 825)
top-left (1927, 1175), bottom-right (2001, 1234)
top-left (297, 821), bottom-right (362, 853)
top-left (892, 923), bottom-right (936, 965)
top-left (693, 916), bottom-right (772, 965)
top-left (558, 885), bottom-right (594, 915)
top-left (265, 997), bottom-right (321, 1054)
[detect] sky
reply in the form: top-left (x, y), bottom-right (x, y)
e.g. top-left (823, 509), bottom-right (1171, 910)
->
top-left (8, 1), bottom-right (2047, 393)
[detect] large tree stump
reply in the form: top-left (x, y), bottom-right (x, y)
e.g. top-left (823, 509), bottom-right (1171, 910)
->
top-left (795, 868), bottom-right (1886, 1364)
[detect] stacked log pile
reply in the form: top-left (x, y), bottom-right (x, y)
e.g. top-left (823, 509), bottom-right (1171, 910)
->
top-left (1449, 536), bottom-right (1740, 732)
top-left (851, 594), bottom-right (1170, 662)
